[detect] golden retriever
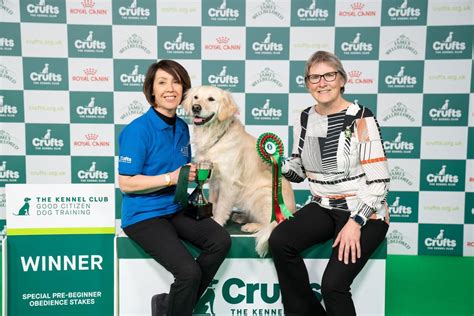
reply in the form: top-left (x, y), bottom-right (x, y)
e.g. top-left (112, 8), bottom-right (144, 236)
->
top-left (182, 85), bottom-right (296, 256)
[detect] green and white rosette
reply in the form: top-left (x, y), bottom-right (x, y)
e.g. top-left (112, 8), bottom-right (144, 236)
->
top-left (256, 132), bottom-right (293, 223)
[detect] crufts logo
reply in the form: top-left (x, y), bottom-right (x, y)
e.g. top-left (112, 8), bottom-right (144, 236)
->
top-left (251, 99), bottom-right (282, 118)
top-left (195, 279), bottom-right (218, 315)
top-left (426, 165), bottom-right (458, 186)
top-left (424, 229), bottom-right (456, 249)
top-left (252, 33), bottom-right (283, 53)
top-left (13, 197), bottom-right (32, 216)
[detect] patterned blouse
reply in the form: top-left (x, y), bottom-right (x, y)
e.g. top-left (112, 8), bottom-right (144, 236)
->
top-left (283, 102), bottom-right (390, 220)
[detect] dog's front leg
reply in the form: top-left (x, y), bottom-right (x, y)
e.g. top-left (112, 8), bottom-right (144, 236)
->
top-left (211, 188), bottom-right (235, 227)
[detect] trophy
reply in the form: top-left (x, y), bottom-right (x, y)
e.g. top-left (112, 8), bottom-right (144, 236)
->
top-left (185, 161), bottom-right (214, 220)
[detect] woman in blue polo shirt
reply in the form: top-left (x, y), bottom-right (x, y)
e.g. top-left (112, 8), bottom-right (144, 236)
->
top-left (118, 60), bottom-right (231, 316)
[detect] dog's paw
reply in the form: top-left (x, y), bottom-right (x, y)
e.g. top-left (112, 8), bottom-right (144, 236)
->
top-left (231, 212), bottom-right (248, 224)
top-left (241, 223), bottom-right (262, 233)
top-left (212, 216), bottom-right (226, 226)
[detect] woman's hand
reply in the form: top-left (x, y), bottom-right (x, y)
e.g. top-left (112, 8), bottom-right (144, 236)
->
top-left (333, 219), bottom-right (362, 264)
top-left (187, 163), bottom-right (196, 182)
top-left (171, 163), bottom-right (196, 185)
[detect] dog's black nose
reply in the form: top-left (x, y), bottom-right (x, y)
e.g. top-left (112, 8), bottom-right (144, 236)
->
top-left (192, 104), bottom-right (201, 114)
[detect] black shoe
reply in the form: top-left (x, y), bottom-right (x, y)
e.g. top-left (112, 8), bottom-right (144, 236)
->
top-left (151, 293), bottom-right (169, 316)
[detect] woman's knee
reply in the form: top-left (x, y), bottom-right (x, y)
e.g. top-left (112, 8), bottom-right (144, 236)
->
top-left (210, 228), bottom-right (231, 255)
top-left (268, 228), bottom-right (288, 253)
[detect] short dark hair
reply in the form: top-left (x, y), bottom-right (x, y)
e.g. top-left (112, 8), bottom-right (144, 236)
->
top-left (304, 51), bottom-right (347, 93)
top-left (143, 60), bottom-right (191, 107)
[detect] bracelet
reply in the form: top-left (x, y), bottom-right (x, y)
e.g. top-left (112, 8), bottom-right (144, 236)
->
top-left (164, 173), bottom-right (172, 186)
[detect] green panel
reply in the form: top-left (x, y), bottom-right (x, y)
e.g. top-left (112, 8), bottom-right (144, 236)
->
top-left (118, 223), bottom-right (387, 260)
top-left (7, 234), bottom-right (114, 316)
top-left (386, 255), bottom-right (474, 316)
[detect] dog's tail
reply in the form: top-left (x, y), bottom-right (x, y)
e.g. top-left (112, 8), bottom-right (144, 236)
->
top-left (255, 221), bottom-right (278, 258)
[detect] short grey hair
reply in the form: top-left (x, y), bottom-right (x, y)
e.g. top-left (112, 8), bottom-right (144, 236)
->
top-left (304, 51), bottom-right (347, 93)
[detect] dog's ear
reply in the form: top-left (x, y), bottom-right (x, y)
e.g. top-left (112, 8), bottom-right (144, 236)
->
top-left (218, 90), bottom-right (238, 121)
top-left (182, 87), bottom-right (198, 114)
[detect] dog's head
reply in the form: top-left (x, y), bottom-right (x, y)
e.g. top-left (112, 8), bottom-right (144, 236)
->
top-left (24, 197), bottom-right (31, 202)
top-left (182, 86), bottom-right (238, 126)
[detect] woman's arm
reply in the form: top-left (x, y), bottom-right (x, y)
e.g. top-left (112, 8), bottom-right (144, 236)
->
top-left (119, 164), bottom-right (196, 194)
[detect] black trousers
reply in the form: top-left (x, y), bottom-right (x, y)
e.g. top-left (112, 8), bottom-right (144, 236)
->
top-left (123, 211), bottom-right (231, 316)
top-left (268, 203), bottom-right (388, 316)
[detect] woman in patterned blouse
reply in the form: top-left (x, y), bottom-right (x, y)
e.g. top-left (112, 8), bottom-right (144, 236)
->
top-left (269, 51), bottom-right (390, 316)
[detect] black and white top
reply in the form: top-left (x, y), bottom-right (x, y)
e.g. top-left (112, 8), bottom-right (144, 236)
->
top-left (283, 102), bottom-right (390, 220)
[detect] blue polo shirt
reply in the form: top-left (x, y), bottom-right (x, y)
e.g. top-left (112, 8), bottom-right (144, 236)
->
top-left (118, 107), bottom-right (191, 228)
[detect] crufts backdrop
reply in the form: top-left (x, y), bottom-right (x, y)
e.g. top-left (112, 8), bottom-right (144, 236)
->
top-left (0, 0), bottom-right (473, 257)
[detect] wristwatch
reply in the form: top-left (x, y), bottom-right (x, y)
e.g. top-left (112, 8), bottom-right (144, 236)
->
top-left (350, 213), bottom-right (366, 227)
top-left (164, 173), bottom-right (172, 186)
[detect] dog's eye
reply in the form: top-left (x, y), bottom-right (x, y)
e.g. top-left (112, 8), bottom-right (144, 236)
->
top-left (208, 97), bottom-right (215, 102)
top-left (194, 95), bottom-right (198, 99)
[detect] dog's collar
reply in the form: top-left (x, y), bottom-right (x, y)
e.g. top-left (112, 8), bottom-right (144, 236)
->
top-left (207, 119), bottom-right (234, 150)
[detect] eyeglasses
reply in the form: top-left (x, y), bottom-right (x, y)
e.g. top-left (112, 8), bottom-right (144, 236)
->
top-left (305, 71), bottom-right (338, 84)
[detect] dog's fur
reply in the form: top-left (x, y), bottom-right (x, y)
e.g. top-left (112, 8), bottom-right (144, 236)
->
top-left (182, 86), bottom-right (296, 256)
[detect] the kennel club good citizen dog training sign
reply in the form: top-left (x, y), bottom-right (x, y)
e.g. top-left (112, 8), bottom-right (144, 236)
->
top-left (5, 184), bottom-right (115, 316)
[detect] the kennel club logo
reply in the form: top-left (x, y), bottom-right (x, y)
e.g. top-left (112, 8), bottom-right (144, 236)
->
top-left (69, 0), bottom-right (108, 16)
top-left (341, 33), bottom-right (373, 53)
top-left (382, 127), bottom-right (419, 158)
top-left (432, 31), bottom-right (465, 52)
top-left (0, 95), bottom-right (20, 119)
top-left (336, 28), bottom-right (378, 60)
top-left (0, 23), bottom-right (19, 55)
top-left (382, 102), bottom-right (415, 123)
top-left (387, 230), bottom-right (411, 249)
top-left (119, 100), bottom-right (146, 121)
top-left (424, 229), bottom-right (456, 251)
top-left (419, 224), bottom-right (463, 256)
top-left (77, 161), bottom-right (109, 182)
top-left (251, 67), bottom-right (283, 88)
top-left (428, 99), bottom-right (462, 121)
top-left (387, 0), bottom-right (420, 18)
top-left (421, 160), bottom-right (464, 192)
top-left (0, 158), bottom-right (25, 185)
top-left (384, 66), bottom-right (416, 88)
top-left (163, 32), bottom-right (195, 55)
top-left (246, 94), bottom-right (287, 125)
top-left (29, 63), bottom-right (62, 86)
top-left (116, 0), bottom-right (152, 22)
top-left (75, 96), bottom-right (108, 118)
top-left (387, 192), bottom-right (417, 222)
top-left (0, 130), bottom-right (20, 150)
top-left (252, 0), bottom-right (285, 20)
top-left (427, 26), bottom-right (471, 59)
top-left (119, 34), bottom-right (151, 54)
top-left (12, 197), bottom-right (32, 216)
top-left (385, 34), bottom-right (419, 56)
top-left (382, 0), bottom-right (427, 25)
top-left (207, 66), bottom-right (239, 88)
top-left (24, 0), bottom-right (61, 19)
top-left (425, 166), bottom-right (458, 187)
top-left (0, 65), bottom-right (17, 84)
top-left (72, 29), bottom-right (108, 55)
top-left (207, 0), bottom-right (240, 21)
top-left (424, 96), bottom-right (467, 126)
top-left (252, 33), bottom-right (283, 55)
top-left (295, 0), bottom-right (329, 20)
top-left (31, 129), bottom-right (64, 151)
top-left (119, 65), bottom-right (145, 88)
top-left (193, 277), bottom-right (321, 314)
